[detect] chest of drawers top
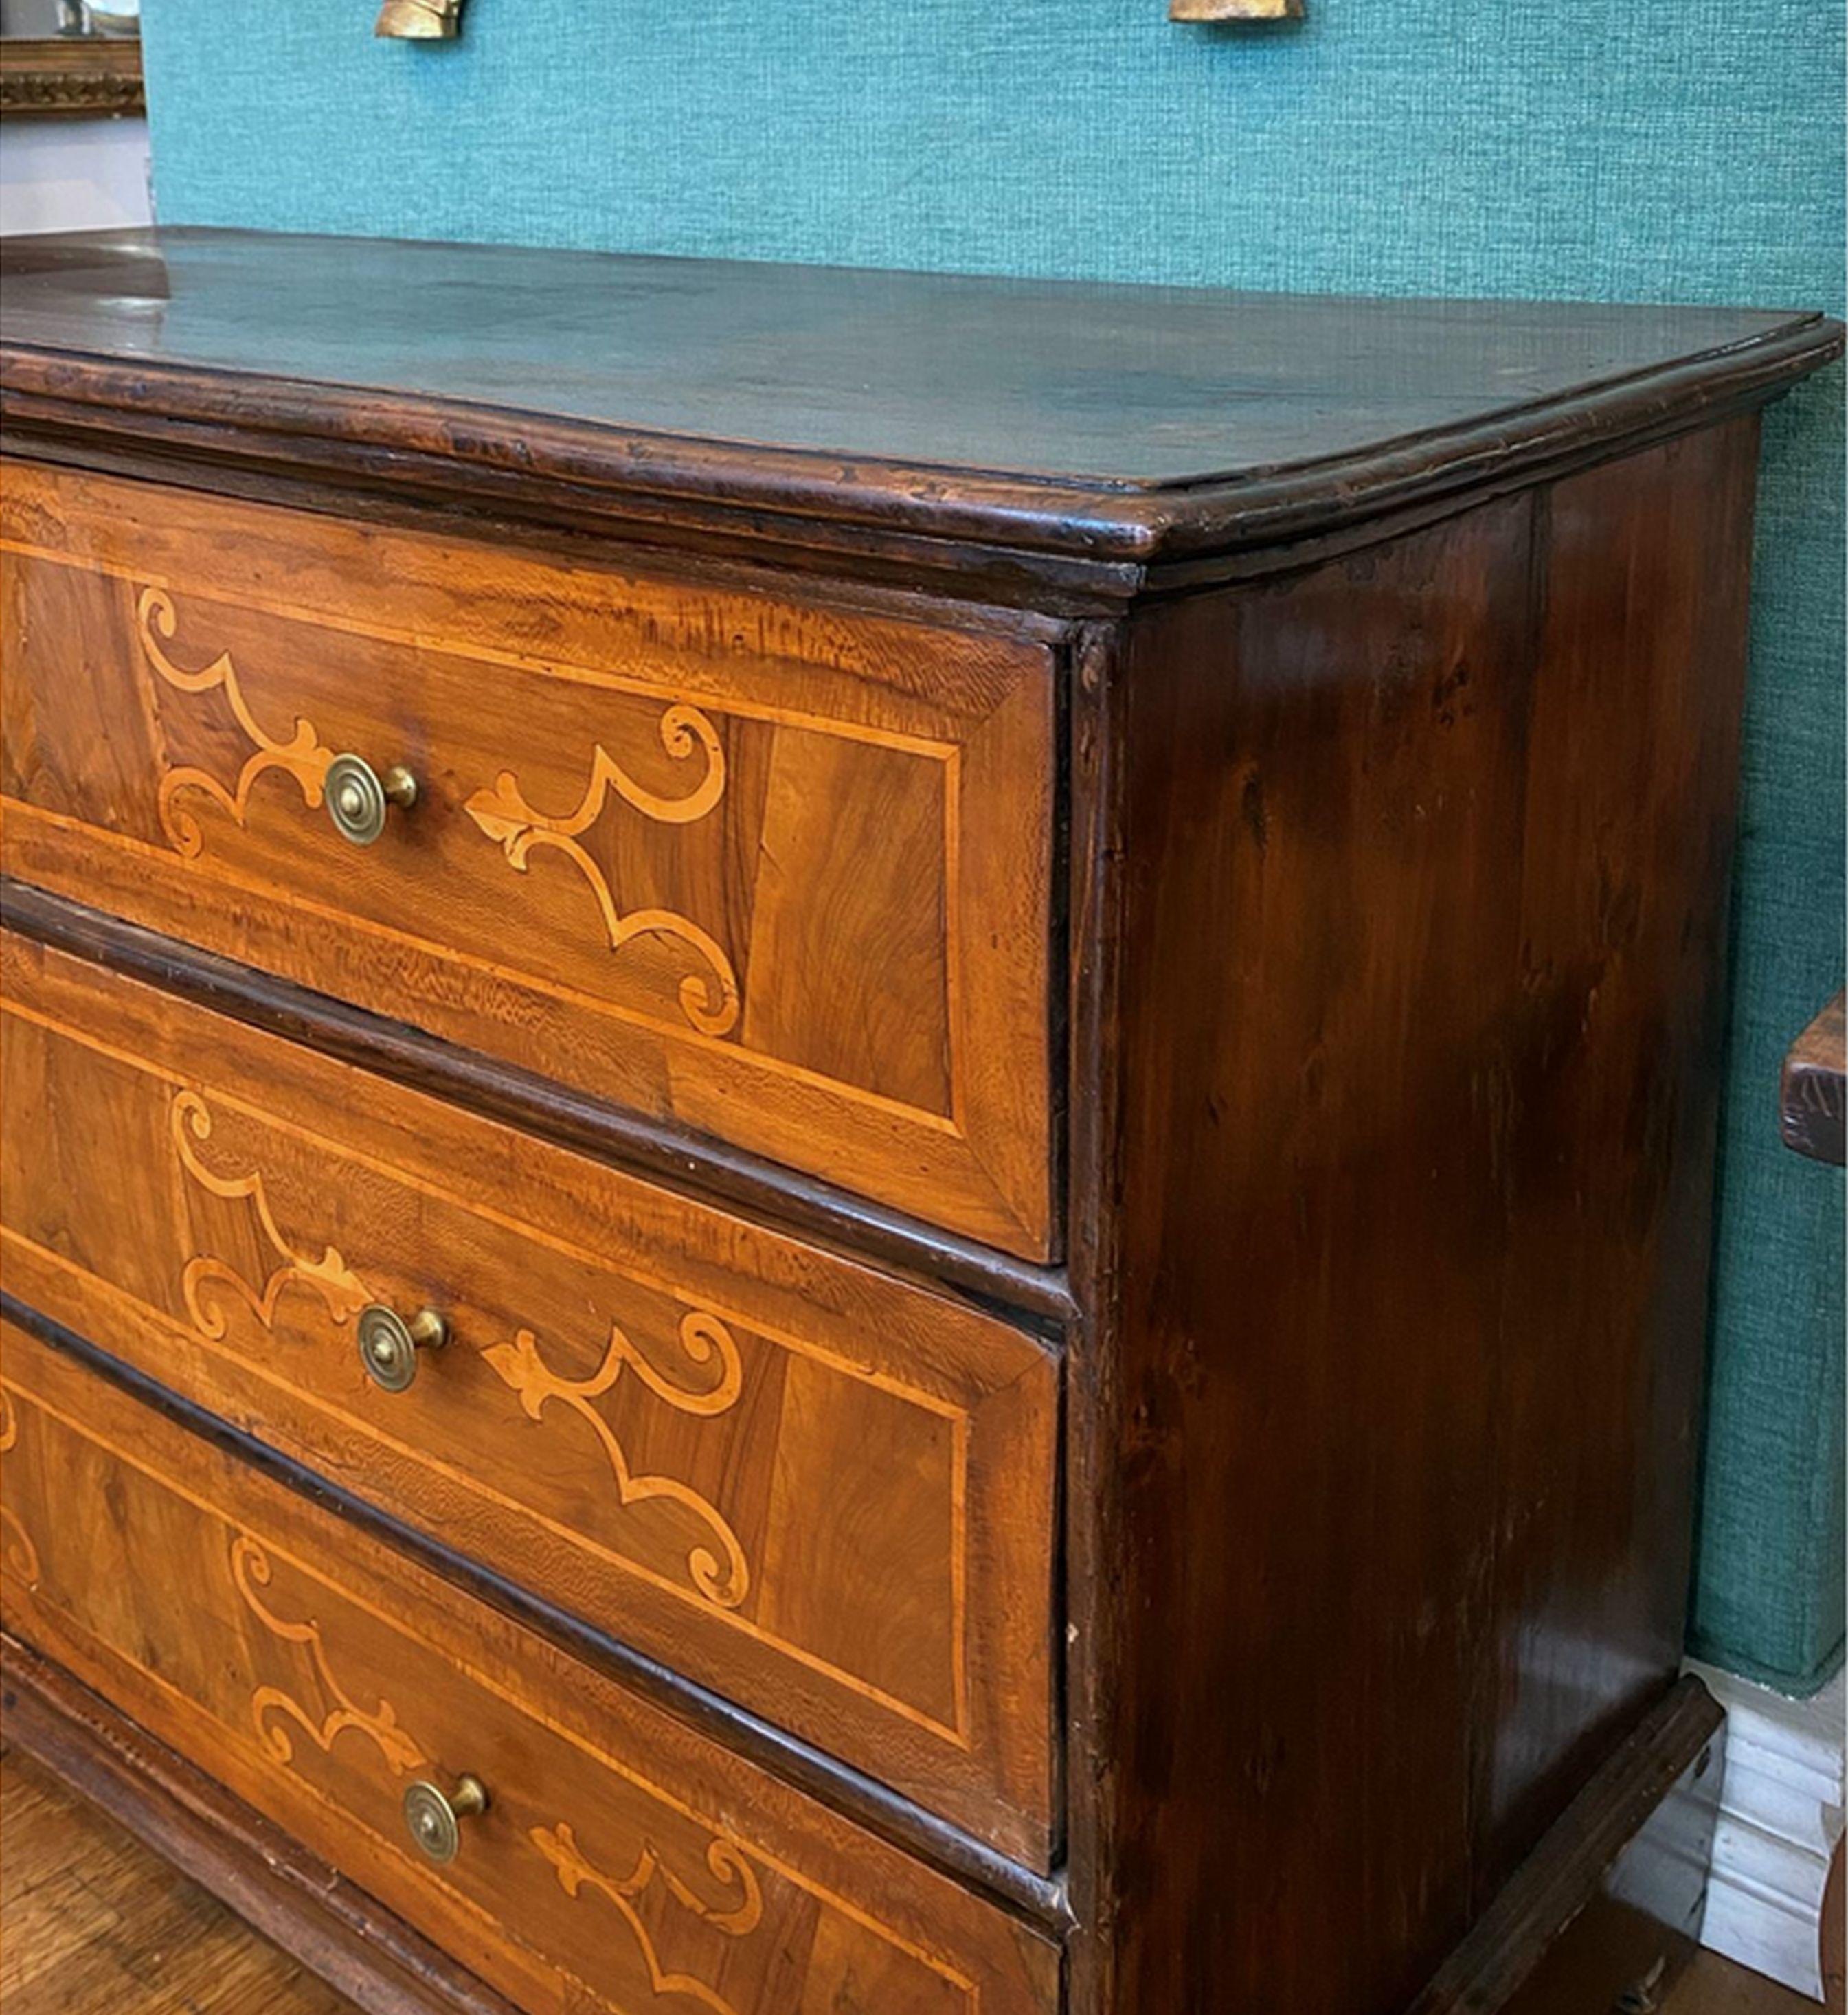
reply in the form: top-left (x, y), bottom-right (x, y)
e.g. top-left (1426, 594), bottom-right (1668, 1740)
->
top-left (3, 227), bottom-right (1832, 596)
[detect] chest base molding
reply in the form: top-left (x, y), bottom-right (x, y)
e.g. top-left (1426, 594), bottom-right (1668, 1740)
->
top-left (5, 1589), bottom-right (1727, 2015)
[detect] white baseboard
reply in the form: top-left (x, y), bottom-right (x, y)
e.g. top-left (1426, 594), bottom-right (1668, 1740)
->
top-left (1684, 1659), bottom-right (1845, 2000)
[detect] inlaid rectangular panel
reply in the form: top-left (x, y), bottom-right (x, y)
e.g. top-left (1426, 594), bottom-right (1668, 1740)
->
top-left (0, 460), bottom-right (1056, 1257)
top-left (0, 932), bottom-right (1057, 1865)
top-left (0, 1328), bottom-right (1061, 2015)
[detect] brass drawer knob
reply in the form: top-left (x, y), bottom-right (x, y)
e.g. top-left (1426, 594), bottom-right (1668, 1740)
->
top-left (402, 1775), bottom-right (488, 1865)
top-left (357, 1304), bottom-right (448, 1393)
top-left (325, 752), bottom-right (418, 846)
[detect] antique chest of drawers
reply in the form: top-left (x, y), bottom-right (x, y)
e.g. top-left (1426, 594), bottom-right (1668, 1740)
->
top-left (0, 229), bottom-right (1838, 2015)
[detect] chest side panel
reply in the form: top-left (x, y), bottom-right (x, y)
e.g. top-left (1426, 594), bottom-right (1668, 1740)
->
top-left (1090, 418), bottom-right (1763, 2015)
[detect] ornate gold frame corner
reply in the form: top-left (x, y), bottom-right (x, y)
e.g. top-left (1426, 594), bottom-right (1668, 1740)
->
top-left (0, 35), bottom-right (144, 117)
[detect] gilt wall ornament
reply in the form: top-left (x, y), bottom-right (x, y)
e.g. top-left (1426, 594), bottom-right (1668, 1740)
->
top-left (1169, 0), bottom-right (1303, 16)
top-left (374, 0), bottom-right (462, 38)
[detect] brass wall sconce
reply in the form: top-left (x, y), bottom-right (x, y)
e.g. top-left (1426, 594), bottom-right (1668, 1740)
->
top-left (374, 0), bottom-right (462, 38)
top-left (1170, 0), bottom-right (1303, 15)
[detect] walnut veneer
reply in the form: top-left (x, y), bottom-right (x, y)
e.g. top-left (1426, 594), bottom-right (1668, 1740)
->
top-left (0, 227), bottom-right (1839, 2015)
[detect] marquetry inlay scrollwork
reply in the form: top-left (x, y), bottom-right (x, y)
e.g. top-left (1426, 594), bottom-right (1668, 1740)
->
top-left (532, 1819), bottom-right (763, 2015)
top-left (0, 1393), bottom-right (42, 1588)
top-left (171, 1090), bottom-right (369, 1341)
top-left (136, 587), bottom-right (335, 858)
top-left (231, 1534), bottom-right (426, 1775)
top-left (482, 1312), bottom-right (750, 1609)
top-left (462, 712), bottom-right (741, 1037)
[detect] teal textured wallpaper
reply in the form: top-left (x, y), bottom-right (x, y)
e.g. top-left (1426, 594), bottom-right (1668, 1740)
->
top-left (138, 0), bottom-right (1845, 1689)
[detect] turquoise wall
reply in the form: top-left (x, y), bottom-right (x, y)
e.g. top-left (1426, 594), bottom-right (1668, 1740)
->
top-left (139, 0), bottom-right (1845, 1689)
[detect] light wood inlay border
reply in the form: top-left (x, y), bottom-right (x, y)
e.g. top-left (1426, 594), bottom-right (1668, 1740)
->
top-left (1, 458), bottom-right (1057, 1257)
top-left (7, 541), bottom-right (967, 1118)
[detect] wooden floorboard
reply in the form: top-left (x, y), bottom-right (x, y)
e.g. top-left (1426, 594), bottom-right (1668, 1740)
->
top-left (1, 1741), bottom-right (359, 2015)
top-left (0, 1739), bottom-right (1821, 2014)
top-left (1671, 1952), bottom-right (1824, 2014)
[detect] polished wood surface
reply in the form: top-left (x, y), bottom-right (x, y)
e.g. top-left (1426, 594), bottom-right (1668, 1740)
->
top-left (2, 234), bottom-right (1840, 2015)
top-left (0, 460), bottom-right (1056, 1257)
top-left (1781, 990), bottom-right (1846, 1165)
top-left (0, 931), bottom-right (1057, 1865)
top-left (0, 879), bottom-right (1074, 1325)
top-left (0, 231), bottom-right (1813, 486)
top-left (1, 231), bottom-right (1838, 597)
top-left (0, 1685), bottom-right (1797, 2015)
top-left (1066, 419), bottom-right (1768, 2014)
top-left (0, 1327), bottom-right (1060, 2015)
top-left (0, 1294), bottom-right (1064, 1931)
top-left (1, 1744), bottom-right (356, 2015)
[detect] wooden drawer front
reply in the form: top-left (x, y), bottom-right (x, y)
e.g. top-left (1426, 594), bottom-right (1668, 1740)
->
top-left (0, 460), bottom-right (1055, 1258)
top-left (0, 933), bottom-right (1057, 1865)
top-left (0, 1331), bottom-right (1060, 2015)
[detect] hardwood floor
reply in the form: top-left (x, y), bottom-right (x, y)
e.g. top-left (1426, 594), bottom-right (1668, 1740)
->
top-left (1675, 1953), bottom-right (1824, 2014)
top-left (1, 1744), bottom-right (355, 2015)
top-left (0, 1742), bottom-right (1822, 2013)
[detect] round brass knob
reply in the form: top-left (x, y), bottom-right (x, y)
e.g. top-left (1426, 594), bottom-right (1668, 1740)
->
top-left (325, 752), bottom-right (418, 846)
top-left (356, 1304), bottom-right (448, 1393)
top-left (402, 1774), bottom-right (488, 1865)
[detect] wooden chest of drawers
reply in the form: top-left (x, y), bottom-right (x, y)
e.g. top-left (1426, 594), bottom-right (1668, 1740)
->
top-left (1, 229), bottom-right (1838, 2014)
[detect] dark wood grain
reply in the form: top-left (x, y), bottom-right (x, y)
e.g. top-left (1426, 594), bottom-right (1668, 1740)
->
top-left (1472, 430), bottom-right (1758, 1901)
top-left (0, 1291), bottom-right (1068, 1933)
top-left (1410, 1676), bottom-right (1724, 2015)
top-left (3, 236), bottom-right (1840, 2015)
top-left (1, 230), bottom-right (1838, 598)
top-left (1781, 991), bottom-right (1846, 1166)
top-left (1070, 420), bottom-right (1766, 2014)
top-left (1, 459), bottom-right (1057, 1259)
top-left (0, 879), bottom-right (1077, 1327)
